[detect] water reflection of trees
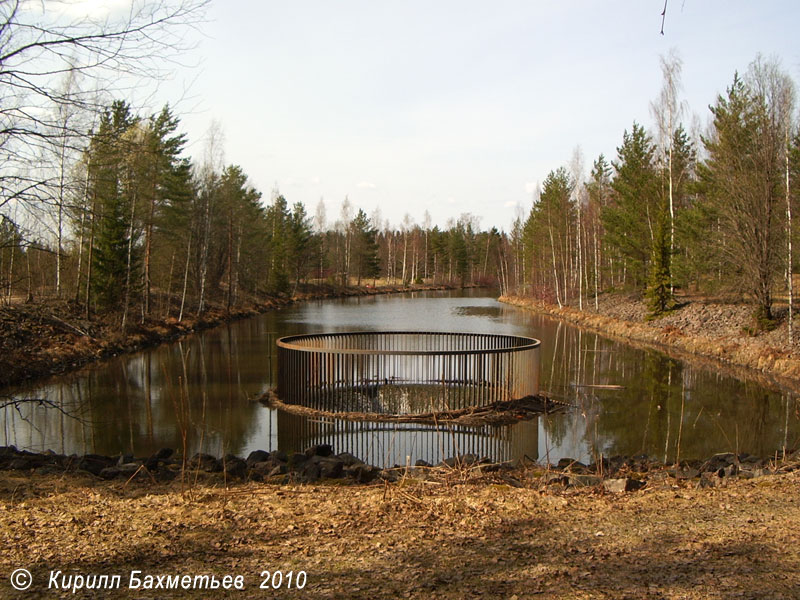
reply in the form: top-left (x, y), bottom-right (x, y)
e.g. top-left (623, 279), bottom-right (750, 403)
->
top-left (1, 323), bottom-right (271, 457)
top-left (537, 318), bottom-right (799, 462)
top-left (2, 297), bottom-right (799, 464)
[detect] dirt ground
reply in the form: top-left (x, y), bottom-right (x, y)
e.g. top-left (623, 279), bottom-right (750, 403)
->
top-left (1, 468), bottom-right (799, 599)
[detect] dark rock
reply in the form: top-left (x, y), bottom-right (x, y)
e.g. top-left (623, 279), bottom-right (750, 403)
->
top-left (557, 458), bottom-right (586, 470)
top-left (287, 452), bottom-right (307, 469)
top-left (379, 469), bottom-right (401, 482)
top-left (219, 456), bottom-right (247, 479)
top-left (318, 457), bottom-right (344, 479)
top-left (154, 468), bottom-right (177, 482)
top-left (189, 453), bottom-right (219, 472)
top-left (98, 467), bottom-right (119, 480)
top-left (481, 461), bottom-right (513, 473)
top-left (78, 454), bottom-right (116, 476)
top-left (697, 473), bottom-right (720, 488)
top-left (268, 464), bottom-right (288, 477)
top-left (249, 460), bottom-right (278, 477)
top-left (743, 466), bottom-right (770, 478)
top-left (304, 444), bottom-right (334, 458)
top-left (154, 448), bottom-right (174, 460)
top-left (442, 454), bottom-right (479, 468)
top-left (347, 464), bottom-right (380, 483)
top-left (336, 452), bottom-right (364, 466)
top-left (603, 478), bottom-right (644, 493)
top-left (246, 450), bottom-right (271, 467)
top-left (99, 463), bottom-right (140, 480)
top-left (704, 452), bottom-right (737, 472)
top-left (144, 449), bottom-right (172, 471)
top-left (271, 450), bottom-right (288, 463)
top-left (739, 454), bottom-right (764, 468)
top-left (668, 467), bottom-right (700, 480)
top-left (300, 462), bottom-right (322, 482)
top-left (35, 465), bottom-right (64, 476)
top-left (8, 457), bottom-right (40, 470)
top-left (542, 472), bottom-right (569, 486)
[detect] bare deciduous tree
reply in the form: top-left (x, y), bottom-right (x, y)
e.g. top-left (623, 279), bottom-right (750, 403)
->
top-left (0, 0), bottom-right (207, 230)
top-left (650, 49), bottom-right (684, 295)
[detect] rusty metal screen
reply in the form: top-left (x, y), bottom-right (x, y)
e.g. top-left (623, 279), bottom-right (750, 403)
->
top-left (276, 332), bottom-right (540, 414)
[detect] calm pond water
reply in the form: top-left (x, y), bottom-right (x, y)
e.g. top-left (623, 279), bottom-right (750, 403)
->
top-left (2, 290), bottom-right (798, 466)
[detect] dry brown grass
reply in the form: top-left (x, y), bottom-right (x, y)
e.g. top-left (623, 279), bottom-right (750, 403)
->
top-left (1, 468), bottom-right (799, 598)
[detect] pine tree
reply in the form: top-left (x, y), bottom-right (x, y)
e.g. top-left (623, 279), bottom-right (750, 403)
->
top-left (646, 213), bottom-right (675, 317)
top-left (141, 105), bottom-right (189, 316)
top-left (350, 208), bottom-right (380, 285)
top-left (603, 122), bottom-right (659, 289)
top-left (265, 194), bottom-right (290, 293)
top-left (89, 101), bottom-right (140, 314)
top-left (287, 201), bottom-right (316, 291)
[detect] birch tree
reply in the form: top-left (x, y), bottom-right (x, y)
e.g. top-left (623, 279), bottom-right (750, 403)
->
top-left (650, 50), bottom-right (684, 294)
top-left (700, 58), bottom-right (795, 325)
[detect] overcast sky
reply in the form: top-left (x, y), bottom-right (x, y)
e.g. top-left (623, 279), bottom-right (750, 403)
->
top-left (158, 1), bottom-right (800, 231)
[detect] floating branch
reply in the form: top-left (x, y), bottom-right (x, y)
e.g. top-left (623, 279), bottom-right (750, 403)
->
top-left (257, 388), bottom-right (566, 427)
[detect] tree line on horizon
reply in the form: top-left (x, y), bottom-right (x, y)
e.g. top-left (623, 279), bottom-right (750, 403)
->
top-left (0, 97), bottom-right (501, 327)
top-left (1, 47), bottom-right (799, 334)
top-left (509, 53), bottom-right (799, 334)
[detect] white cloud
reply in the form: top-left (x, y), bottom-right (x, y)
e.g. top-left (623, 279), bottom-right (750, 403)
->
top-left (524, 182), bottom-right (538, 195)
top-left (356, 181), bottom-right (377, 189)
top-left (503, 201), bottom-right (518, 208)
top-left (311, 176), bottom-right (321, 185)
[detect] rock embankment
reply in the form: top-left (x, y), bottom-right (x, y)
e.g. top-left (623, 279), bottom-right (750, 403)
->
top-left (0, 445), bottom-right (383, 485)
top-left (2, 445), bottom-right (797, 491)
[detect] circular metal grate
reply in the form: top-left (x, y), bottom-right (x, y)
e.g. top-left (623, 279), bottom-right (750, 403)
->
top-left (276, 331), bottom-right (540, 414)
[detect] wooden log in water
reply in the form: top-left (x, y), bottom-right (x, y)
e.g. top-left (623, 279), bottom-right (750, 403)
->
top-left (254, 389), bottom-right (567, 426)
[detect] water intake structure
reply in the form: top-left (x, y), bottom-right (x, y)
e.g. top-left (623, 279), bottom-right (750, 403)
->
top-left (274, 332), bottom-right (541, 420)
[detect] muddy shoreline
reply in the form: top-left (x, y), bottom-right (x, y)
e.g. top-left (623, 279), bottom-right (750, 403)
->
top-left (500, 294), bottom-right (800, 393)
top-left (0, 283), bottom-right (456, 390)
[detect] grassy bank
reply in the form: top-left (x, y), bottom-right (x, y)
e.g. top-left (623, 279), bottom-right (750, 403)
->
top-left (0, 283), bottom-right (454, 389)
top-left (500, 294), bottom-right (800, 391)
top-left (1, 467), bottom-right (799, 599)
